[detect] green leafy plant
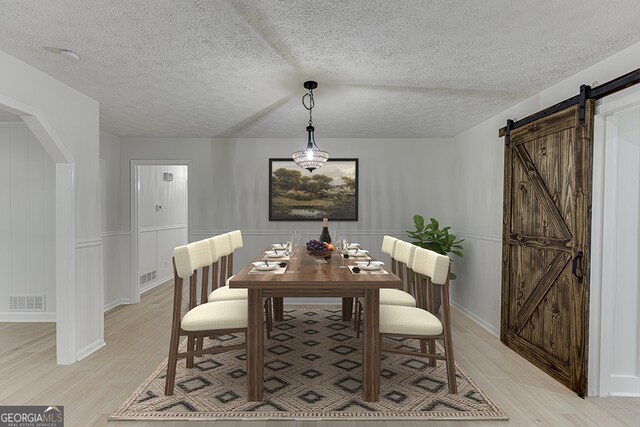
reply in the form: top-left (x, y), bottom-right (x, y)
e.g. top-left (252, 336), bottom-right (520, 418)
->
top-left (407, 215), bottom-right (464, 279)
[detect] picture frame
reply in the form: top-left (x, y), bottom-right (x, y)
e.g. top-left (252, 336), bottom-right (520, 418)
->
top-left (269, 158), bottom-right (359, 221)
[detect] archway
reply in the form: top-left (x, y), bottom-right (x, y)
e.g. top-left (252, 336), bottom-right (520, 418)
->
top-left (0, 94), bottom-right (77, 364)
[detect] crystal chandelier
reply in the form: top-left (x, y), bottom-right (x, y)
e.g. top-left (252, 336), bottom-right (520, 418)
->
top-left (292, 81), bottom-right (329, 172)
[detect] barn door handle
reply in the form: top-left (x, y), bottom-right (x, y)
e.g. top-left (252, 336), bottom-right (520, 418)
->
top-left (572, 251), bottom-right (583, 283)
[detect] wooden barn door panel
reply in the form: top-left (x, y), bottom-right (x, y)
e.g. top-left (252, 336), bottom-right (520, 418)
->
top-left (501, 101), bottom-right (593, 397)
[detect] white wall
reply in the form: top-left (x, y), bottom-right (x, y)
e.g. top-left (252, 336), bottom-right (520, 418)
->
top-left (136, 164), bottom-right (188, 291)
top-left (100, 131), bottom-right (130, 310)
top-left (0, 122), bottom-right (55, 320)
top-left (450, 41), bottom-right (640, 396)
top-left (0, 49), bottom-right (102, 363)
top-left (120, 137), bottom-right (455, 270)
top-left (450, 40), bottom-right (640, 337)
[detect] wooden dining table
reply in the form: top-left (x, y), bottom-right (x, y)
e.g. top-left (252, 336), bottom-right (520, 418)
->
top-left (228, 247), bottom-right (403, 402)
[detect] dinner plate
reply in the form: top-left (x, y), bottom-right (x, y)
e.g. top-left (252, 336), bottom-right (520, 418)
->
top-left (346, 243), bottom-right (360, 249)
top-left (347, 249), bottom-right (369, 257)
top-left (265, 250), bottom-right (285, 258)
top-left (272, 243), bottom-right (288, 250)
top-left (356, 261), bottom-right (384, 270)
top-left (252, 262), bottom-right (278, 271)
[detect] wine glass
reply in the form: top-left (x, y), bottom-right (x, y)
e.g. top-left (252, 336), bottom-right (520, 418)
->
top-left (291, 230), bottom-right (301, 248)
top-left (334, 231), bottom-right (342, 250)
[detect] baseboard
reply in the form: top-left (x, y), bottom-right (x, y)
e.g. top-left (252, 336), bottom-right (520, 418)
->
top-left (0, 312), bottom-right (56, 322)
top-left (104, 298), bottom-right (134, 312)
top-left (611, 391), bottom-right (640, 397)
top-left (140, 276), bottom-right (172, 294)
top-left (450, 301), bottom-right (500, 337)
top-left (76, 339), bottom-right (106, 361)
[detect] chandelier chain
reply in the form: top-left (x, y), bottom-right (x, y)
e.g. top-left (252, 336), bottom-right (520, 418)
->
top-left (302, 89), bottom-right (314, 126)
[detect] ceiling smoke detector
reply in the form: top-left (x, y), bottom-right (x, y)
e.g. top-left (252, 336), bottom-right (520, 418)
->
top-left (43, 47), bottom-right (80, 61)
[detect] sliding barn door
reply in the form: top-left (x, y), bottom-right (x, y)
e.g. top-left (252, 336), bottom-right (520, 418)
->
top-left (501, 101), bottom-right (594, 396)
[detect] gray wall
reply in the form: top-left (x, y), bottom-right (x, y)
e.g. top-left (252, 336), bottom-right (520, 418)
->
top-left (120, 137), bottom-right (456, 269)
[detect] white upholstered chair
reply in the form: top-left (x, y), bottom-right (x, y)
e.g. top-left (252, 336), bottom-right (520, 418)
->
top-left (381, 235), bottom-right (399, 274)
top-left (354, 238), bottom-right (417, 337)
top-left (207, 232), bottom-right (273, 337)
top-left (211, 233), bottom-right (233, 287)
top-left (227, 229), bottom-right (243, 277)
top-left (394, 239), bottom-right (417, 295)
top-left (165, 239), bottom-right (247, 396)
top-left (208, 235), bottom-right (247, 302)
top-left (379, 246), bottom-right (457, 393)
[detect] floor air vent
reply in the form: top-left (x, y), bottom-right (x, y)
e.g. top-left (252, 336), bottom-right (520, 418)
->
top-left (9, 295), bottom-right (46, 311)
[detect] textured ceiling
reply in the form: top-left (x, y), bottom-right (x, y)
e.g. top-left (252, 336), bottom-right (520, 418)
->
top-left (0, 1), bottom-right (639, 138)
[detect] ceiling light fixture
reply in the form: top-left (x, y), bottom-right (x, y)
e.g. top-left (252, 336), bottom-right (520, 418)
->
top-left (43, 47), bottom-right (81, 61)
top-left (292, 81), bottom-right (329, 172)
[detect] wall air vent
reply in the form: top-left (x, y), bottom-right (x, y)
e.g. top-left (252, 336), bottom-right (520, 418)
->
top-left (139, 271), bottom-right (157, 285)
top-left (9, 295), bottom-right (46, 311)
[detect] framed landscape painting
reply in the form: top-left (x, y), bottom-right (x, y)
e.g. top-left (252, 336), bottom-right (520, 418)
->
top-left (269, 158), bottom-right (359, 221)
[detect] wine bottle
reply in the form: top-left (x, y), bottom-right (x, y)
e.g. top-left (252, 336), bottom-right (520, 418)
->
top-left (319, 217), bottom-right (331, 243)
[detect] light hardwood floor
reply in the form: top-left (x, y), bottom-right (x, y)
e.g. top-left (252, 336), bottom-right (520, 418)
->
top-left (1, 281), bottom-right (638, 426)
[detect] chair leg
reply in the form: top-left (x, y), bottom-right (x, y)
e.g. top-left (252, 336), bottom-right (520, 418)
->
top-left (264, 298), bottom-right (273, 339)
top-left (196, 337), bottom-right (203, 352)
top-left (419, 338), bottom-right (427, 353)
top-left (186, 336), bottom-right (195, 368)
top-left (353, 299), bottom-right (359, 331)
top-left (443, 336), bottom-right (457, 393)
top-left (428, 338), bottom-right (437, 367)
top-left (355, 300), bottom-right (363, 338)
top-left (165, 334), bottom-right (180, 395)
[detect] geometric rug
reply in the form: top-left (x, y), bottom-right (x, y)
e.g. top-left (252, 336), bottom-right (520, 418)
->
top-left (111, 306), bottom-right (508, 421)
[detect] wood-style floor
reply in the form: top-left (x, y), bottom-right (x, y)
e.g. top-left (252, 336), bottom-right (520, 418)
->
top-left (0, 281), bottom-right (638, 426)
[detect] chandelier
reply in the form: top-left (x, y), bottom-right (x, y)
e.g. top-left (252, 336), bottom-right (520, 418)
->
top-left (292, 81), bottom-right (329, 172)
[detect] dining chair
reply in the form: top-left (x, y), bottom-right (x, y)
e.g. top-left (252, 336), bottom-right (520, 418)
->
top-left (379, 246), bottom-right (457, 393)
top-left (227, 229), bottom-right (243, 277)
top-left (165, 239), bottom-right (248, 396)
top-left (381, 235), bottom-right (399, 274)
top-left (208, 234), bottom-right (245, 299)
top-left (207, 233), bottom-right (274, 338)
top-left (354, 238), bottom-right (417, 337)
top-left (211, 233), bottom-right (233, 287)
top-left (394, 240), bottom-right (417, 295)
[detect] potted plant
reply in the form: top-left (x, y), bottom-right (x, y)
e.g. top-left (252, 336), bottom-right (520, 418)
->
top-left (407, 215), bottom-right (464, 313)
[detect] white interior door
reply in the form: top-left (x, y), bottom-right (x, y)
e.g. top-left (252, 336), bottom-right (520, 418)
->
top-left (131, 161), bottom-right (189, 302)
top-left (591, 95), bottom-right (640, 397)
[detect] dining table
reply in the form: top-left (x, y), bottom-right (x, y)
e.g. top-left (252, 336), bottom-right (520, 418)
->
top-left (228, 246), bottom-right (403, 402)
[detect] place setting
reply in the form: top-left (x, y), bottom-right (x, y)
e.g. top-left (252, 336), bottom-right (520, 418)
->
top-left (249, 260), bottom-right (288, 274)
top-left (263, 244), bottom-right (291, 261)
top-left (348, 260), bottom-right (389, 275)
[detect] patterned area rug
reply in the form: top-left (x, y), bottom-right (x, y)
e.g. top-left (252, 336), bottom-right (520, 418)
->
top-left (111, 306), bottom-right (507, 421)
